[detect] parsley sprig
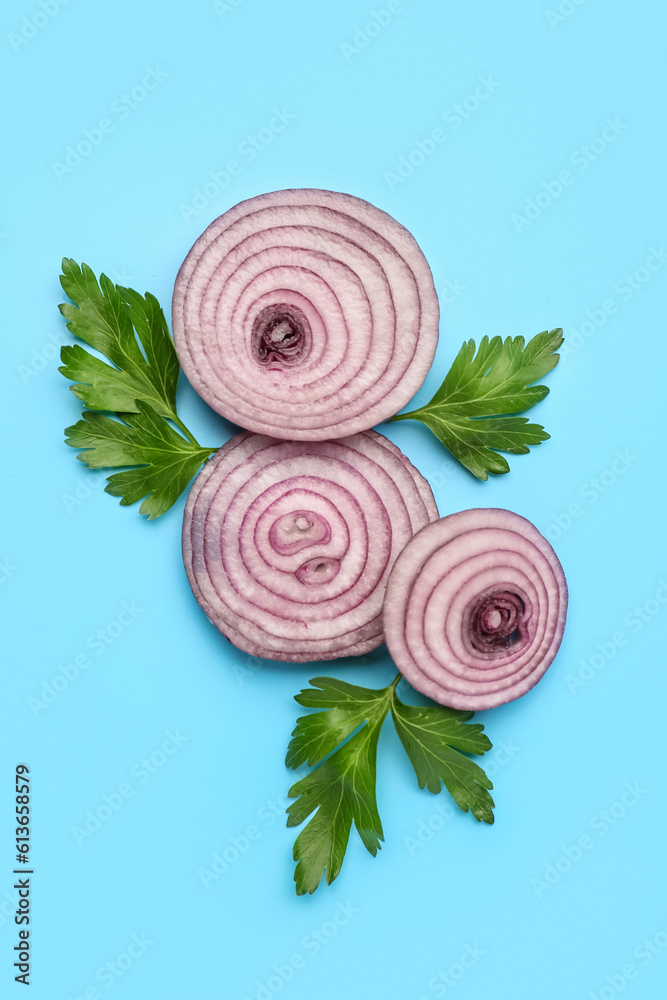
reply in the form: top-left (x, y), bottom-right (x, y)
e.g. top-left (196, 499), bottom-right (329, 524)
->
top-left (286, 675), bottom-right (493, 895)
top-left (59, 260), bottom-right (216, 518)
top-left (391, 329), bottom-right (563, 479)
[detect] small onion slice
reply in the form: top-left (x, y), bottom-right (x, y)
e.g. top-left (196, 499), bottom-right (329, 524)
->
top-left (172, 188), bottom-right (439, 440)
top-left (182, 430), bottom-right (438, 662)
top-left (383, 509), bottom-right (568, 709)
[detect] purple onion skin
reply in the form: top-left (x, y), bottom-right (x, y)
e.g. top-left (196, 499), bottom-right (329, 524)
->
top-left (172, 189), bottom-right (439, 441)
top-left (383, 509), bottom-right (568, 710)
top-left (182, 430), bottom-right (438, 662)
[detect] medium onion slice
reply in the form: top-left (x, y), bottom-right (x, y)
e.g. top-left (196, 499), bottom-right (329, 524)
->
top-left (383, 509), bottom-right (568, 709)
top-left (182, 430), bottom-right (438, 661)
top-left (172, 189), bottom-right (439, 440)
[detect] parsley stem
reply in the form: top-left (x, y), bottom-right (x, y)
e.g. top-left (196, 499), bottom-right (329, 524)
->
top-left (171, 413), bottom-right (200, 447)
top-left (387, 673), bottom-right (402, 704)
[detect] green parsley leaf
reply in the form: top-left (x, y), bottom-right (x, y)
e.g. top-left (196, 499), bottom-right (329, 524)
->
top-left (391, 329), bottom-right (563, 479)
top-left (286, 676), bottom-right (392, 769)
top-left (286, 675), bottom-right (493, 894)
top-left (390, 694), bottom-right (494, 823)
top-left (65, 403), bottom-right (216, 519)
top-left (59, 261), bottom-right (216, 518)
top-left (59, 259), bottom-right (180, 418)
top-left (286, 677), bottom-right (391, 895)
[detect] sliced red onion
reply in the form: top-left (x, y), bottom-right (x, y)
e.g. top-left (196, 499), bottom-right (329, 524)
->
top-left (172, 189), bottom-right (439, 440)
top-left (383, 509), bottom-right (568, 709)
top-left (182, 430), bottom-right (438, 662)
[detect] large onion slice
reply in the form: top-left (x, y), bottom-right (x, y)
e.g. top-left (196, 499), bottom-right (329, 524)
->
top-left (383, 509), bottom-right (568, 709)
top-left (182, 430), bottom-right (438, 661)
top-left (172, 189), bottom-right (439, 440)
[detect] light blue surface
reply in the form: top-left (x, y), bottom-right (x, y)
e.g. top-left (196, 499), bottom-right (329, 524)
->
top-left (2, 1), bottom-right (667, 997)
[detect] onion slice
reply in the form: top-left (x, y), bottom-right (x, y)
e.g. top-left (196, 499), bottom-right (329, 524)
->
top-left (383, 509), bottom-right (568, 709)
top-left (172, 189), bottom-right (439, 440)
top-left (182, 430), bottom-right (438, 662)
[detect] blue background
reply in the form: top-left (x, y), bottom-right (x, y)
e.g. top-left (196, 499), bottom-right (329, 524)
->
top-left (2, 1), bottom-right (666, 997)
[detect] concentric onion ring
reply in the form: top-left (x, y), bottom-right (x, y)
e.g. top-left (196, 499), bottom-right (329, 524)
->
top-left (383, 509), bottom-right (568, 709)
top-left (182, 430), bottom-right (438, 661)
top-left (172, 189), bottom-right (439, 439)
